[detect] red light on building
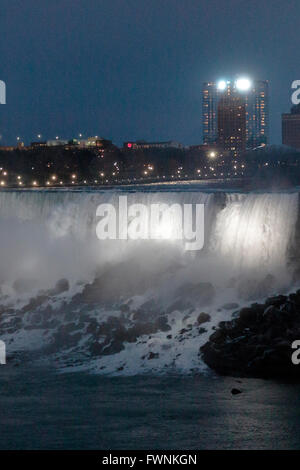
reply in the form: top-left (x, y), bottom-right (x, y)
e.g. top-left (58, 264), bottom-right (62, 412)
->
top-left (127, 143), bottom-right (132, 148)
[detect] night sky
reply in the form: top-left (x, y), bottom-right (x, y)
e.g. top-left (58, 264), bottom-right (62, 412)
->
top-left (1, 0), bottom-right (299, 146)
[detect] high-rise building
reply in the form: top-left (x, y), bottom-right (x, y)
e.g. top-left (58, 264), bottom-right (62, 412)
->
top-left (217, 87), bottom-right (246, 155)
top-left (282, 104), bottom-right (300, 150)
top-left (202, 78), bottom-right (269, 153)
top-left (246, 80), bottom-right (269, 148)
top-left (202, 82), bottom-right (219, 145)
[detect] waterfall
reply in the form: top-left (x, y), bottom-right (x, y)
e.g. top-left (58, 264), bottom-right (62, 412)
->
top-left (0, 188), bottom-right (299, 374)
top-left (210, 192), bottom-right (299, 278)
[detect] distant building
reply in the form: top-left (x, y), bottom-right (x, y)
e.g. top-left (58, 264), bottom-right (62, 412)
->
top-left (202, 78), bottom-right (269, 152)
top-left (246, 80), bottom-right (269, 148)
top-left (95, 138), bottom-right (112, 149)
top-left (282, 104), bottom-right (300, 150)
top-left (202, 82), bottom-right (219, 145)
top-left (217, 87), bottom-right (247, 156)
top-left (30, 141), bottom-right (47, 148)
top-left (46, 140), bottom-right (68, 146)
top-left (30, 137), bottom-right (113, 150)
top-left (0, 146), bottom-right (15, 151)
top-left (124, 140), bottom-right (182, 150)
top-left (78, 136), bottom-right (113, 149)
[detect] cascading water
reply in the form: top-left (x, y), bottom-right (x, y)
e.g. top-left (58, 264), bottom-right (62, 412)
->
top-left (210, 192), bottom-right (299, 294)
top-left (0, 188), bottom-right (298, 375)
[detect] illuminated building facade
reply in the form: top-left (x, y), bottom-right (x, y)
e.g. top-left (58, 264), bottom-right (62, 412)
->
top-left (282, 104), bottom-right (300, 150)
top-left (217, 84), bottom-right (246, 155)
top-left (202, 78), bottom-right (269, 153)
top-left (124, 141), bottom-right (183, 150)
top-left (202, 82), bottom-right (219, 145)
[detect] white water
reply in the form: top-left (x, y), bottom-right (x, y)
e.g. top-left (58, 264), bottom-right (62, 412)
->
top-left (0, 188), bottom-right (298, 375)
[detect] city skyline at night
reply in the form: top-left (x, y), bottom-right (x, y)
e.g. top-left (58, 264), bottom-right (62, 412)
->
top-left (1, 0), bottom-right (300, 147)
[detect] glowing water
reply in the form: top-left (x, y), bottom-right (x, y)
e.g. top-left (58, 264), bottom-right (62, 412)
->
top-left (0, 188), bottom-right (298, 374)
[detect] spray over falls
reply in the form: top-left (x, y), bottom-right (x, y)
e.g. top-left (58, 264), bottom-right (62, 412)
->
top-left (0, 188), bottom-right (298, 374)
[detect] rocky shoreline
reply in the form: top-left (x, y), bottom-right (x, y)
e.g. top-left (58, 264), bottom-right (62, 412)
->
top-left (201, 290), bottom-right (300, 379)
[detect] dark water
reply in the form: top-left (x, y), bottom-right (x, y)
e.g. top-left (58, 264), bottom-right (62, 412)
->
top-left (1, 366), bottom-right (300, 450)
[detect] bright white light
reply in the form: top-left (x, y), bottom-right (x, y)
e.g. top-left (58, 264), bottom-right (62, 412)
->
top-left (236, 78), bottom-right (251, 91)
top-left (209, 151), bottom-right (216, 158)
top-left (217, 80), bottom-right (227, 91)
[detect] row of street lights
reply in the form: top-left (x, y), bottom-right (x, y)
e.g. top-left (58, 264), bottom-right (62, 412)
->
top-left (15, 133), bottom-right (86, 142)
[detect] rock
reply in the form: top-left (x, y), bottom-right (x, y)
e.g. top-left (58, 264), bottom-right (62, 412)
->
top-left (231, 388), bottom-right (242, 395)
top-left (179, 328), bottom-right (188, 335)
top-left (86, 319), bottom-right (100, 335)
top-left (209, 329), bottom-right (226, 343)
top-left (250, 303), bottom-right (265, 314)
top-left (289, 290), bottom-right (300, 305)
top-left (148, 352), bottom-right (159, 360)
top-left (120, 304), bottom-right (130, 313)
top-left (222, 303), bottom-right (239, 310)
top-left (166, 299), bottom-right (193, 314)
top-left (156, 315), bottom-right (171, 332)
top-left (21, 295), bottom-right (49, 313)
top-left (265, 295), bottom-right (287, 307)
top-left (197, 312), bottom-right (211, 325)
top-left (51, 278), bottom-right (69, 295)
top-left (263, 305), bottom-right (281, 319)
top-left (90, 341), bottom-right (106, 356)
top-left (237, 307), bottom-right (257, 325)
top-left (200, 289), bottom-right (300, 380)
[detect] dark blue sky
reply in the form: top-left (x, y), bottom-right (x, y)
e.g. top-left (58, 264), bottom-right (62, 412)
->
top-left (1, 0), bottom-right (299, 145)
